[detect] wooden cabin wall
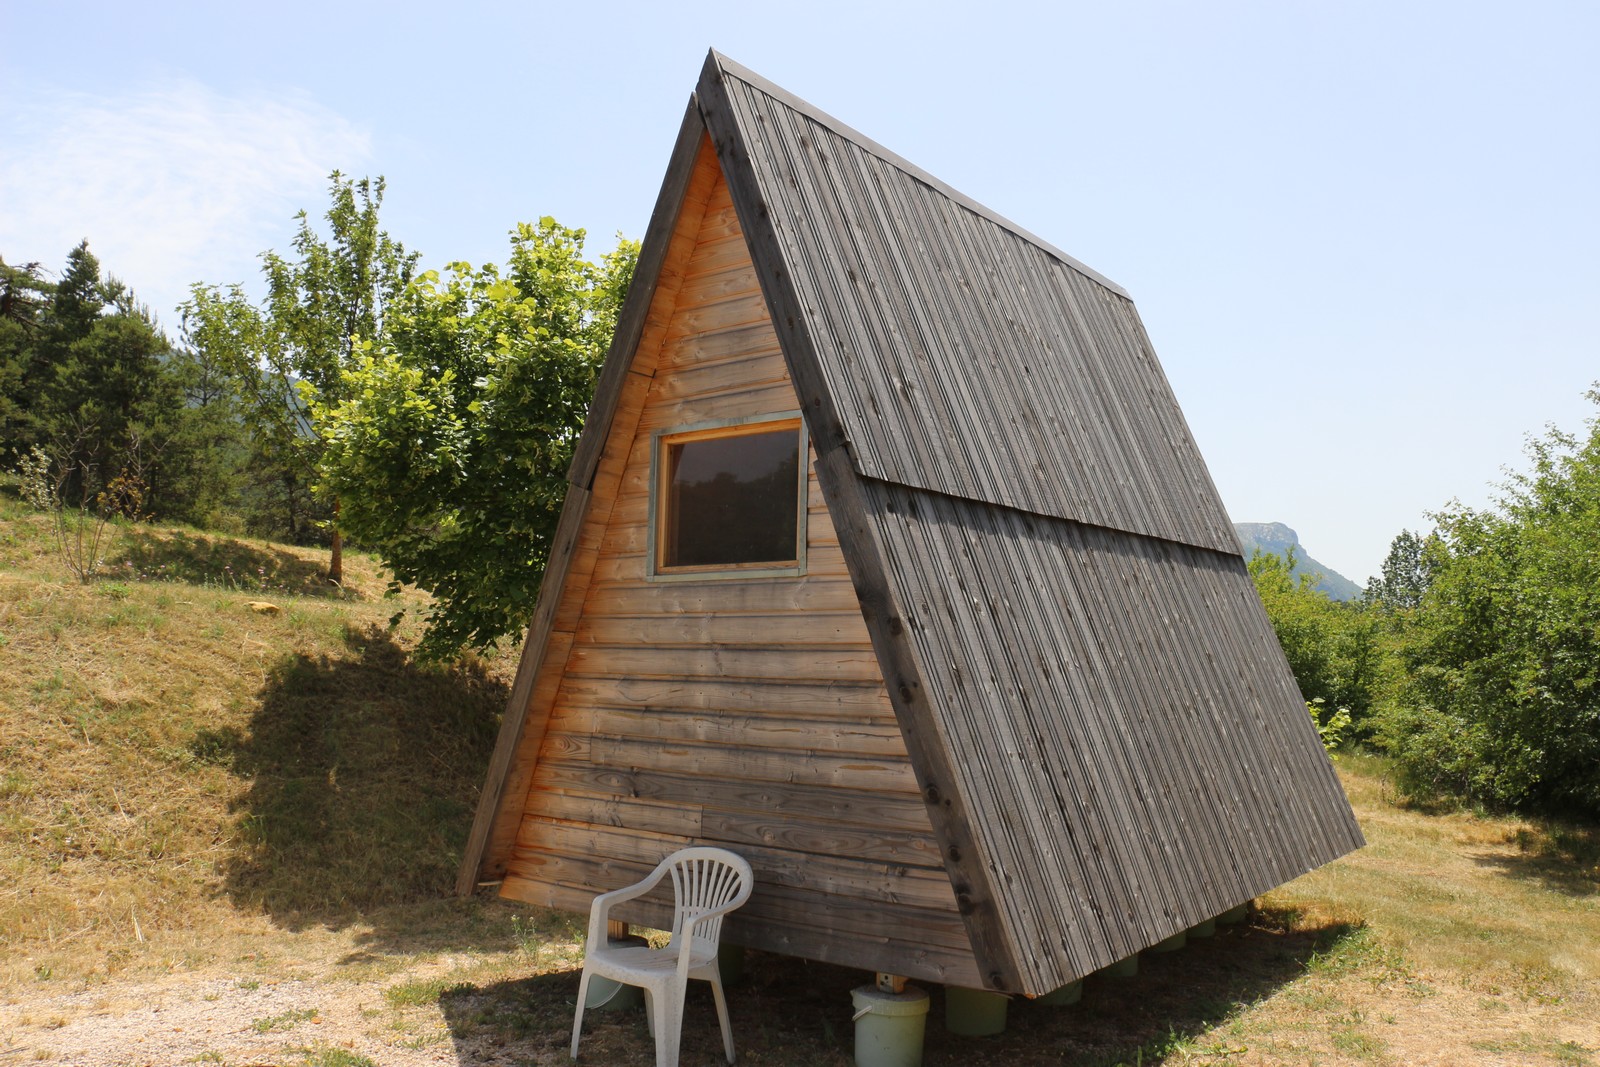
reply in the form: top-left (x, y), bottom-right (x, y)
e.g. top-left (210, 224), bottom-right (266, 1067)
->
top-left (497, 151), bottom-right (981, 987)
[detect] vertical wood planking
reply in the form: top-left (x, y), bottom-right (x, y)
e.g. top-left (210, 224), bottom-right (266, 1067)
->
top-left (709, 61), bottom-right (1239, 555)
top-left (860, 483), bottom-right (1364, 987)
top-left (701, 52), bottom-right (1362, 993)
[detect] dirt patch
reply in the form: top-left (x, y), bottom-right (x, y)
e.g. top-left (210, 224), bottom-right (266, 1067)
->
top-left (6, 923), bottom-right (1596, 1067)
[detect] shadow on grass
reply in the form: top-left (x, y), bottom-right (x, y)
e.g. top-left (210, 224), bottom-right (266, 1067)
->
top-left (112, 528), bottom-right (356, 599)
top-left (1473, 823), bottom-right (1600, 898)
top-left (438, 913), bottom-right (1360, 1067)
top-left (198, 624), bottom-right (505, 946)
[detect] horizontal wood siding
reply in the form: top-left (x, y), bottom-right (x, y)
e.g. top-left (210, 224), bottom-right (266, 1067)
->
top-left (860, 480), bottom-right (1366, 991)
top-left (711, 67), bottom-right (1238, 557)
top-left (499, 158), bottom-right (979, 987)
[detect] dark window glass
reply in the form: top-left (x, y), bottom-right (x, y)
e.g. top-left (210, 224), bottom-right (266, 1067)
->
top-left (662, 427), bottom-right (800, 569)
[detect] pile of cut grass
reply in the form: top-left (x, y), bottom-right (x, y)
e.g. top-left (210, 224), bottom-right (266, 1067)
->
top-left (0, 491), bottom-right (512, 984)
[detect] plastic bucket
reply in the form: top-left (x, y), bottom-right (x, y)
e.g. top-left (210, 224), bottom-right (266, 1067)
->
top-left (1218, 903), bottom-right (1250, 925)
top-left (584, 973), bottom-right (643, 1012)
top-left (943, 986), bottom-right (1008, 1036)
top-left (1189, 918), bottom-right (1217, 938)
top-left (852, 984), bottom-right (930, 1067)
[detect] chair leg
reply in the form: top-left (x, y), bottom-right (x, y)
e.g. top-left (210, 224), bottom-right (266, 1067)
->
top-left (571, 969), bottom-right (592, 1060)
top-left (643, 987), bottom-right (656, 1039)
top-left (709, 973), bottom-right (735, 1063)
top-left (657, 982), bottom-right (685, 1067)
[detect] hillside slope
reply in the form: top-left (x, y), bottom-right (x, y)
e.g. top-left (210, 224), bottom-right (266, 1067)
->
top-left (0, 492), bottom-right (513, 984)
top-left (1234, 521), bottom-right (1362, 601)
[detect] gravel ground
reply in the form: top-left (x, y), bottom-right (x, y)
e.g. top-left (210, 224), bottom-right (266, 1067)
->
top-left (0, 958), bottom-right (593, 1067)
top-left (3, 972), bottom-right (437, 1066)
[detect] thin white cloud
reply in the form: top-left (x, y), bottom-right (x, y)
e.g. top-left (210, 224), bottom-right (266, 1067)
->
top-left (0, 79), bottom-right (370, 326)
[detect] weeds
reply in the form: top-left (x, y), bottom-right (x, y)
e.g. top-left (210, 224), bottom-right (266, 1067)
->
top-left (383, 977), bottom-right (466, 1008)
top-left (293, 1046), bottom-right (376, 1067)
top-left (251, 1007), bottom-right (319, 1032)
top-left (3, 500), bottom-right (1599, 1064)
top-left (17, 435), bottom-right (149, 583)
top-left (0, 494), bottom-right (484, 982)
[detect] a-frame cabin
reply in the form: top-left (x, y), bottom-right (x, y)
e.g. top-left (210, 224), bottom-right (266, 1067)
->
top-left (458, 51), bottom-right (1364, 997)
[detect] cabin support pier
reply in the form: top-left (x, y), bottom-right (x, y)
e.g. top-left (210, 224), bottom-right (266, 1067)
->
top-left (943, 986), bottom-right (1009, 1035)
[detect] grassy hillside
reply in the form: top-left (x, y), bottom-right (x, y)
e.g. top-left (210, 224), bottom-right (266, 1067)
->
top-left (0, 488), bottom-right (515, 986)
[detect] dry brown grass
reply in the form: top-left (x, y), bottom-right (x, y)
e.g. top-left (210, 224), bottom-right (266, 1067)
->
top-left (2, 492), bottom-right (1598, 1065)
top-left (0, 493), bottom-right (514, 991)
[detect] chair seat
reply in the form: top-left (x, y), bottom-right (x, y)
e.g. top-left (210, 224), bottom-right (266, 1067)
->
top-left (586, 943), bottom-right (717, 985)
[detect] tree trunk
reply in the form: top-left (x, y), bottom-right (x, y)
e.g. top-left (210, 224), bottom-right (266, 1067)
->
top-left (328, 498), bottom-right (343, 585)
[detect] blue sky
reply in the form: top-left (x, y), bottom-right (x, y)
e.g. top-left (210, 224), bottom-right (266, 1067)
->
top-left (3, 0), bottom-right (1595, 585)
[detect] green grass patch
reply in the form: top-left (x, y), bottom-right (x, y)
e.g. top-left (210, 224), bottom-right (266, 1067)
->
top-left (294, 1045), bottom-right (377, 1067)
top-left (251, 1007), bottom-right (319, 1032)
top-left (384, 976), bottom-right (469, 1008)
top-left (0, 495), bottom-right (513, 982)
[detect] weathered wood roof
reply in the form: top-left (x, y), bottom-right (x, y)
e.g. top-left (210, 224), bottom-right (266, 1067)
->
top-left (460, 51), bottom-right (1363, 996)
top-left (702, 54), bottom-right (1238, 557)
top-left (696, 51), bottom-right (1362, 993)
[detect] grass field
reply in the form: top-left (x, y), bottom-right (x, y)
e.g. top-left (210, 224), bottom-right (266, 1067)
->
top-left (2, 493), bottom-right (1598, 1065)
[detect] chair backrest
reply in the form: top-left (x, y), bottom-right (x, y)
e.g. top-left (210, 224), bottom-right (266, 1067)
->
top-left (662, 847), bottom-right (753, 952)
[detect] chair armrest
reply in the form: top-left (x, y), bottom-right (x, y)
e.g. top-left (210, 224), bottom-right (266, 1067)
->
top-left (586, 867), bottom-right (669, 947)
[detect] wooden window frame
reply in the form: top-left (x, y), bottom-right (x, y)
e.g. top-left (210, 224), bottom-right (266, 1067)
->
top-left (646, 411), bottom-right (809, 582)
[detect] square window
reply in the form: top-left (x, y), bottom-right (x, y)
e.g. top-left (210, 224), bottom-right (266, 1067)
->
top-left (652, 417), bottom-right (806, 576)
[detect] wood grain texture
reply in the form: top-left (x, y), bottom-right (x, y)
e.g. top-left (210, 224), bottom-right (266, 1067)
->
top-left (697, 65), bottom-right (1022, 990)
top-left (458, 117), bottom-right (723, 891)
top-left (494, 134), bottom-right (971, 986)
top-left (703, 60), bottom-right (1236, 557)
top-left (852, 481), bottom-right (1367, 992)
top-left (696, 50), bottom-right (1363, 994)
top-left (479, 53), bottom-right (1363, 999)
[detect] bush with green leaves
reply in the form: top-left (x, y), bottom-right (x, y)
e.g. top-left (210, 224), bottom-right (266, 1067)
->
top-left (313, 219), bottom-right (637, 658)
top-left (1377, 390), bottom-right (1600, 818)
top-left (1248, 547), bottom-right (1385, 731)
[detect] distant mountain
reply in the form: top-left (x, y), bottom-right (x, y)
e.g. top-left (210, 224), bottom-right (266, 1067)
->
top-left (1234, 522), bottom-right (1362, 602)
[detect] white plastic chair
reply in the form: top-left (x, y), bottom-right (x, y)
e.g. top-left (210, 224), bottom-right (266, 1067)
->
top-left (570, 847), bottom-right (754, 1067)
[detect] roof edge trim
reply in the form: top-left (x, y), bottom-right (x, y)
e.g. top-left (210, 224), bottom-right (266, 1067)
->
top-left (707, 48), bottom-right (1132, 301)
top-left (852, 471), bottom-right (1248, 562)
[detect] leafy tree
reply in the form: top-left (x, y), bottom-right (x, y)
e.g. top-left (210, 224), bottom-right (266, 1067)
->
top-left (1377, 390), bottom-right (1600, 818)
top-left (4, 243), bottom-right (183, 507)
top-left (152, 338), bottom-right (253, 530)
top-left (313, 219), bottom-right (637, 657)
top-left (183, 173), bottom-right (418, 576)
top-left (1363, 529), bottom-right (1435, 612)
top-left (0, 258), bottom-right (54, 465)
top-left (1249, 547), bottom-right (1383, 730)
